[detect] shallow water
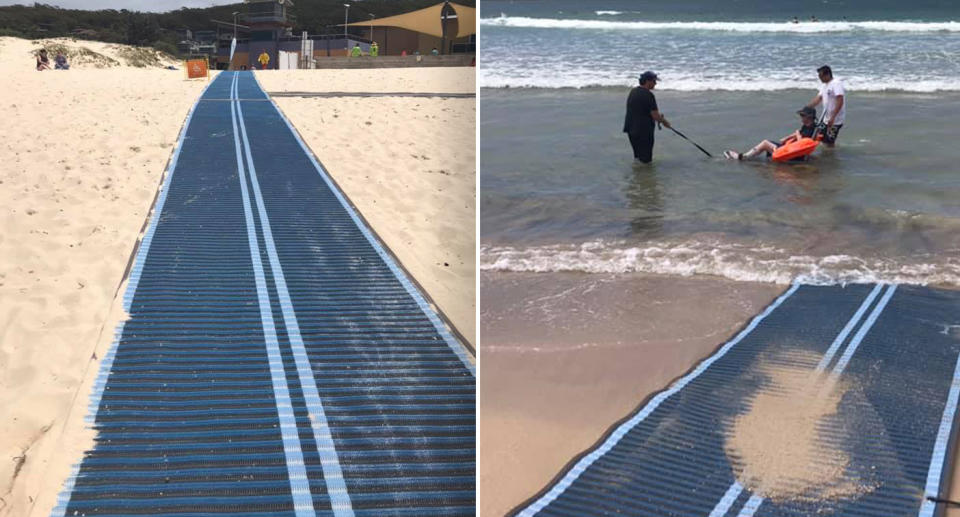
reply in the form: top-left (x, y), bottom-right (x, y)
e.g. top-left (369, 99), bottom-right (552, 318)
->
top-left (480, 88), bottom-right (960, 286)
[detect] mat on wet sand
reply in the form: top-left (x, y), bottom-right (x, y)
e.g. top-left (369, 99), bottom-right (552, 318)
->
top-left (514, 283), bottom-right (960, 517)
top-left (52, 72), bottom-right (475, 516)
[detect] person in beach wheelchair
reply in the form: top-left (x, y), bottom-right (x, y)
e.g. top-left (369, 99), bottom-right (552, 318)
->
top-left (724, 107), bottom-right (819, 161)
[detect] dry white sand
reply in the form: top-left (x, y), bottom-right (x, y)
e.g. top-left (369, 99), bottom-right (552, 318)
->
top-left (0, 38), bottom-right (474, 516)
top-left (256, 69), bottom-right (476, 346)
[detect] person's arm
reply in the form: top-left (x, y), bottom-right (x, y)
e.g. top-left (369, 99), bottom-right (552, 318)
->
top-left (780, 130), bottom-right (800, 144)
top-left (806, 94), bottom-right (822, 109)
top-left (827, 95), bottom-right (843, 127)
top-left (650, 109), bottom-right (671, 128)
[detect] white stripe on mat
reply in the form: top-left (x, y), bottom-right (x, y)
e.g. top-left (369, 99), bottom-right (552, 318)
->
top-left (918, 333), bottom-right (960, 516)
top-left (231, 72), bottom-right (316, 516)
top-left (235, 74), bottom-right (355, 517)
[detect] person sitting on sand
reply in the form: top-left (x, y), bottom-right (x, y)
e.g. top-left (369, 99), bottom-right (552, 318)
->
top-left (54, 51), bottom-right (69, 70)
top-left (723, 107), bottom-right (818, 161)
top-left (350, 43), bottom-right (362, 57)
top-left (431, 47), bottom-right (439, 56)
top-left (370, 41), bottom-right (379, 57)
top-left (36, 49), bottom-right (50, 71)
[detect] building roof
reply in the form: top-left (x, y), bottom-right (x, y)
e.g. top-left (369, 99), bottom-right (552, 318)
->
top-left (345, 2), bottom-right (475, 39)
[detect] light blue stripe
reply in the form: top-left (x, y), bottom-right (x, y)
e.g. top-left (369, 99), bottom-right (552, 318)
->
top-left (52, 76), bottom-right (220, 517)
top-left (250, 72), bottom-right (475, 376)
top-left (708, 482), bottom-right (744, 517)
top-left (815, 284), bottom-right (884, 372)
top-left (122, 75), bottom-right (218, 312)
top-left (830, 284), bottom-right (897, 376)
top-left (517, 283), bottom-right (801, 516)
top-left (235, 73), bottom-right (355, 517)
top-left (49, 465), bottom-right (80, 517)
top-left (918, 351), bottom-right (960, 517)
top-left (230, 72), bottom-right (315, 516)
top-left (736, 495), bottom-right (764, 517)
top-left (84, 322), bottom-right (124, 424)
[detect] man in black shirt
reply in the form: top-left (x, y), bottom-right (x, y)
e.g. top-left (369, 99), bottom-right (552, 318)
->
top-left (624, 71), bottom-right (671, 163)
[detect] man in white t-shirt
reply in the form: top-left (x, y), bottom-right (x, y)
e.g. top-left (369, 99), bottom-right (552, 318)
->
top-left (806, 65), bottom-right (845, 146)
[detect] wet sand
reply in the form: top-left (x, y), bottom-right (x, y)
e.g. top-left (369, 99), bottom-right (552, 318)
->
top-left (478, 271), bottom-right (783, 516)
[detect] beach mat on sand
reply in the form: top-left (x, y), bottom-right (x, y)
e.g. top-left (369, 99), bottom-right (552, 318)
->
top-left (52, 72), bottom-right (475, 516)
top-left (514, 283), bottom-right (960, 517)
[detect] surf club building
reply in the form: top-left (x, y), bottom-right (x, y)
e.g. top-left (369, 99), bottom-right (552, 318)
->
top-left (216, 0), bottom-right (475, 69)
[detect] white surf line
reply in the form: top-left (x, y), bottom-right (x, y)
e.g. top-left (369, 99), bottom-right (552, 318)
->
top-left (918, 352), bottom-right (960, 517)
top-left (230, 72), bottom-right (316, 516)
top-left (51, 76), bottom-right (220, 517)
top-left (250, 72), bottom-right (476, 376)
top-left (730, 284), bottom-right (898, 517)
top-left (234, 73), bottom-right (355, 517)
top-left (516, 283), bottom-right (801, 516)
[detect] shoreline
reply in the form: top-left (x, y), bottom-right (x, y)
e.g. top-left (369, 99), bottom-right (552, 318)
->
top-left (479, 271), bottom-right (784, 517)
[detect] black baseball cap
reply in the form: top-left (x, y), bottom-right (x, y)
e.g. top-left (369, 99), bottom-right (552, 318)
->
top-left (796, 106), bottom-right (817, 118)
top-left (639, 71), bottom-right (659, 84)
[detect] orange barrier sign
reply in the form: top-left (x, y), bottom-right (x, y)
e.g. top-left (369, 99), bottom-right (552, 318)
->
top-left (185, 59), bottom-right (208, 79)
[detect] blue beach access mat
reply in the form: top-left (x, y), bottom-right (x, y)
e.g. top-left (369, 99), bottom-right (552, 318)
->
top-left (513, 283), bottom-right (960, 517)
top-left (52, 72), bottom-right (475, 516)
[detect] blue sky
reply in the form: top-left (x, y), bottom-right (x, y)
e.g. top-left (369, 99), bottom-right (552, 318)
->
top-left (0, 0), bottom-right (238, 11)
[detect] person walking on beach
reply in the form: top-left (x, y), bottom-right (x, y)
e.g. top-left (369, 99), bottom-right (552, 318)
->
top-left (805, 65), bottom-right (845, 146)
top-left (257, 50), bottom-right (270, 70)
top-left (623, 71), bottom-right (671, 164)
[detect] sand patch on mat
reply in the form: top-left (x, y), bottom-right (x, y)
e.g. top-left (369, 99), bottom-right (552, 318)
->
top-left (724, 350), bottom-right (874, 503)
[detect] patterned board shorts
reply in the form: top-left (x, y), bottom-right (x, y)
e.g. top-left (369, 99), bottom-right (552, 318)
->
top-left (818, 123), bottom-right (843, 144)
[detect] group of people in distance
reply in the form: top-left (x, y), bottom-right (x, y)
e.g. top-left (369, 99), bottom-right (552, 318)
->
top-left (35, 49), bottom-right (69, 71)
top-left (623, 65), bottom-right (846, 164)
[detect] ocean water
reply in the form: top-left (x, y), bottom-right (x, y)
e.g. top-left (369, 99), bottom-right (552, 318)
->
top-left (480, 1), bottom-right (960, 287)
top-left (480, 0), bottom-right (960, 90)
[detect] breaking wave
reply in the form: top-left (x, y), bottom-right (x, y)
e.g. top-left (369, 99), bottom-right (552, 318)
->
top-left (480, 241), bottom-right (960, 287)
top-left (481, 16), bottom-right (960, 33)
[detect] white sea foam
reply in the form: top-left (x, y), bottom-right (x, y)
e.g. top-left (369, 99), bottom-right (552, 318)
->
top-left (481, 16), bottom-right (960, 33)
top-left (480, 241), bottom-right (960, 287)
top-left (479, 70), bottom-right (960, 92)
top-left (595, 11), bottom-right (624, 16)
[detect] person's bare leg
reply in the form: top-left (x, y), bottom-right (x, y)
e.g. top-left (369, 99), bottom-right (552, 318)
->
top-left (742, 140), bottom-right (778, 159)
